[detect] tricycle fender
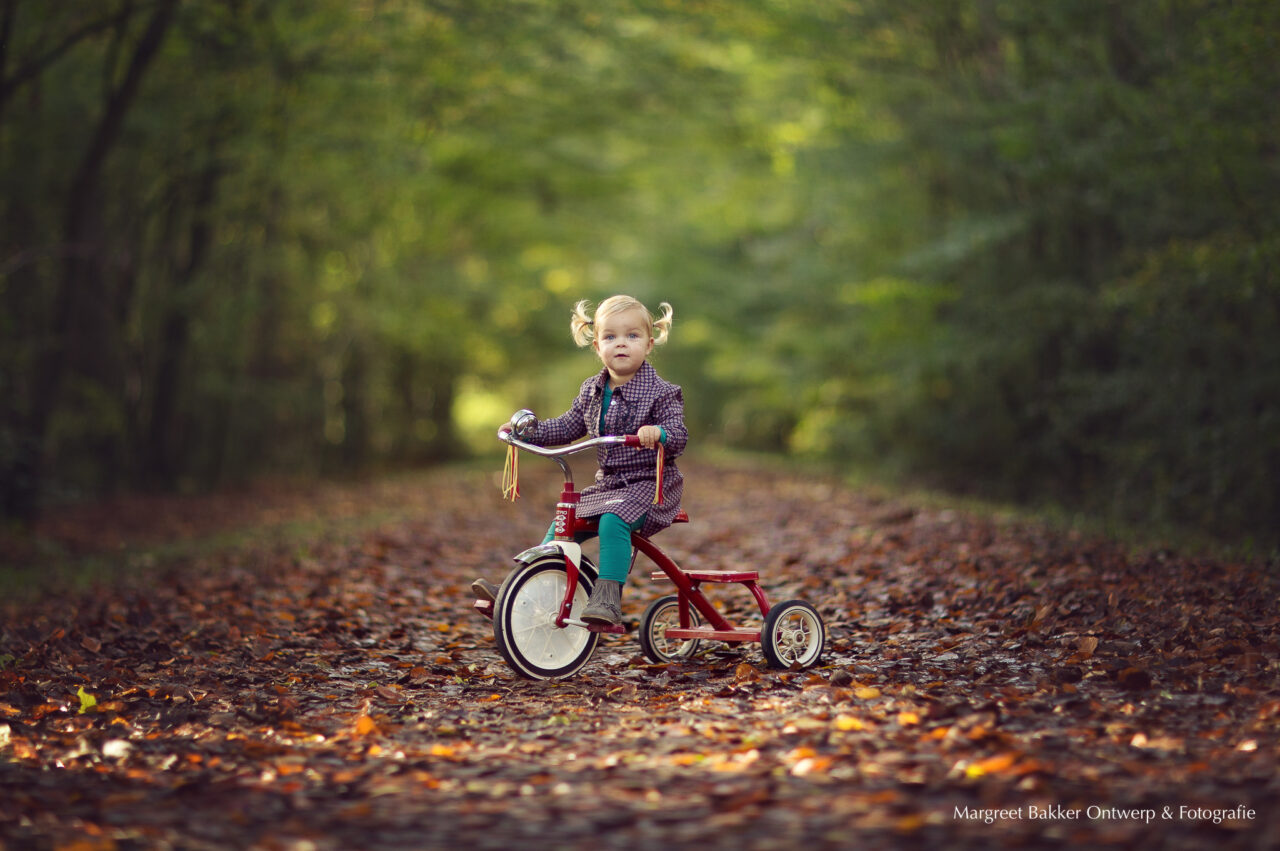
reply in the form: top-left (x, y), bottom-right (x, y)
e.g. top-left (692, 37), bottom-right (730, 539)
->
top-left (512, 542), bottom-right (599, 585)
top-left (514, 541), bottom-right (588, 571)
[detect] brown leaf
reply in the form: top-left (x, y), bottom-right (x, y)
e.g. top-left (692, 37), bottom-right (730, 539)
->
top-left (1116, 667), bottom-right (1153, 690)
top-left (829, 669), bottom-right (855, 687)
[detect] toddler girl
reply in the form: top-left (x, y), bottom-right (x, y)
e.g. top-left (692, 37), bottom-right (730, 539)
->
top-left (494, 295), bottom-right (687, 625)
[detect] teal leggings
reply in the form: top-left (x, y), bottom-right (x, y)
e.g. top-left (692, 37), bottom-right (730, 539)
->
top-left (543, 512), bottom-right (645, 583)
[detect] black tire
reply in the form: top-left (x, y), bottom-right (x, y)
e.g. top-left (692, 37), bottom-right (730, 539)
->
top-left (492, 556), bottom-right (600, 680)
top-left (639, 595), bottom-right (703, 663)
top-left (760, 600), bottom-right (825, 669)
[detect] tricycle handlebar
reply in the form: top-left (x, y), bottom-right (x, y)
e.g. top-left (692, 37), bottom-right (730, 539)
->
top-left (497, 430), bottom-right (639, 457)
top-left (498, 427), bottom-right (641, 490)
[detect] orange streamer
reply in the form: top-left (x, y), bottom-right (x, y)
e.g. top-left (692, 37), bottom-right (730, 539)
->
top-left (653, 443), bottom-right (664, 505)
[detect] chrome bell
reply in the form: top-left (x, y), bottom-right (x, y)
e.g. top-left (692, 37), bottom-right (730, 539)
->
top-left (509, 409), bottom-right (538, 438)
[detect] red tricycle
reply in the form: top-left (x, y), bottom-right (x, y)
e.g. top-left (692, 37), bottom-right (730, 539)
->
top-left (471, 411), bottom-right (826, 680)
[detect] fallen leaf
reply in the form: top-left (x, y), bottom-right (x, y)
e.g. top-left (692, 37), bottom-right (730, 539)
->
top-left (834, 714), bottom-right (864, 731)
top-left (963, 752), bottom-right (1020, 778)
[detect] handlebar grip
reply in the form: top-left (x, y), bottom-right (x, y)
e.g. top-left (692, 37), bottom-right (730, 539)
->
top-left (624, 435), bottom-right (642, 447)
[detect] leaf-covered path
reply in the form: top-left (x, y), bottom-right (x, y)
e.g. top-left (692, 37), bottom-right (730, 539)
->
top-left (2, 461), bottom-right (1278, 850)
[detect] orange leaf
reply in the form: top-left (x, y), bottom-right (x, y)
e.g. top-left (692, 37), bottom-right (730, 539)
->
top-left (896, 813), bottom-right (927, 833)
top-left (790, 755), bottom-right (832, 776)
top-left (834, 714), bottom-right (864, 731)
top-left (354, 714), bottom-right (379, 736)
top-left (964, 752), bottom-right (1018, 778)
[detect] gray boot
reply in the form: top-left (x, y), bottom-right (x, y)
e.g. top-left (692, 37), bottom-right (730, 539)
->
top-left (471, 578), bottom-right (499, 603)
top-left (581, 578), bottom-right (623, 625)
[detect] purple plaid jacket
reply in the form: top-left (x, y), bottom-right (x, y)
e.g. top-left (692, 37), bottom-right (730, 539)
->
top-left (528, 361), bottom-right (686, 537)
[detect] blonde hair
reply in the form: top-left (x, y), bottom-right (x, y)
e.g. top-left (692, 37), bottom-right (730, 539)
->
top-left (570, 295), bottom-right (673, 348)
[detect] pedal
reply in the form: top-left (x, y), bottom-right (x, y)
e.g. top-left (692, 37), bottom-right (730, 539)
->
top-left (562, 617), bottom-right (627, 635)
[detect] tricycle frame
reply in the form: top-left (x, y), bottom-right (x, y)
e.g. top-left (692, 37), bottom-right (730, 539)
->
top-left (476, 423), bottom-right (824, 677)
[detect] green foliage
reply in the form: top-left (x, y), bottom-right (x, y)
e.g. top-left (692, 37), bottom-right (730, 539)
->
top-left (811, 0), bottom-right (1280, 542)
top-left (1, 0), bottom-right (1276, 545)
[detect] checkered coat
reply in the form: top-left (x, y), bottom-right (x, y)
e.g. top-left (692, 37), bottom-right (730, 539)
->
top-left (528, 361), bottom-right (686, 538)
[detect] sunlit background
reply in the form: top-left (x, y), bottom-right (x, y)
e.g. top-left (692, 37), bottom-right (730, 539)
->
top-left (2, 1), bottom-right (1277, 546)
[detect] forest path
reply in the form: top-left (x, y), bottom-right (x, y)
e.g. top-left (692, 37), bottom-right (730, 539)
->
top-left (1, 460), bottom-right (1277, 850)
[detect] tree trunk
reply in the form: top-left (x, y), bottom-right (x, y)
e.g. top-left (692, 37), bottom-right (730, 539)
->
top-left (18, 0), bottom-right (179, 518)
top-left (142, 143), bottom-right (223, 489)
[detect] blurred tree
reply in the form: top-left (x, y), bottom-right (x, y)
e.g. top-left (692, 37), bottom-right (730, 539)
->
top-left (2, 0), bottom-right (1275, 546)
top-left (768, 0), bottom-right (1280, 541)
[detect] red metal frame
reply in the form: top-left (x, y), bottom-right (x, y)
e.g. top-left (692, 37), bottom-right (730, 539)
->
top-left (478, 429), bottom-right (774, 647)
top-left (549, 474), bottom-right (771, 641)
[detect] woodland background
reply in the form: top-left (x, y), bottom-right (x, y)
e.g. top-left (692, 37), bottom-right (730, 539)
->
top-left (2, 0), bottom-right (1278, 549)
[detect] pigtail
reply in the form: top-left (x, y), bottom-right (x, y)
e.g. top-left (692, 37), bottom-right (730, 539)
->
top-left (651, 301), bottom-right (674, 346)
top-left (570, 299), bottom-right (596, 347)
top-left (568, 298), bottom-right (596, 345)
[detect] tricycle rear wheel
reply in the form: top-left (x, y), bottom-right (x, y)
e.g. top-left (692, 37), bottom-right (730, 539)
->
top-left (761, 600), bottom-right (825, 669)
top-left (639, 595), bottom-right (703, 663)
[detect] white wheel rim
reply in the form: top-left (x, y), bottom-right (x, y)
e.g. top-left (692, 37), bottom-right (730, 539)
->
top-left (508, 571), bottom-right (591, 666)
top-left (772, 609), bottom-right (821, 666)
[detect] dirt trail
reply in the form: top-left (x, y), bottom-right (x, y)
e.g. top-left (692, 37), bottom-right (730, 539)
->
top-left (1, 461), bottom-right (1277, 849)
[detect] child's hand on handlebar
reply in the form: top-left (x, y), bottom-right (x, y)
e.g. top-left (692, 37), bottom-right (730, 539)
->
top-left (636, 425), bottom-right (663, 449)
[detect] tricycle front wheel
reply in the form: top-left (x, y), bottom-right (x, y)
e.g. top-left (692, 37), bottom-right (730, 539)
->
top-left (761, 600), bottom-right (825, 669)
top-left (492, 556), bottom-right (599, 680)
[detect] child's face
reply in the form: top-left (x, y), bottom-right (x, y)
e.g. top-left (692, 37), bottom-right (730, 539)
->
top-left (594, 307), bottom-right (654, 385)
